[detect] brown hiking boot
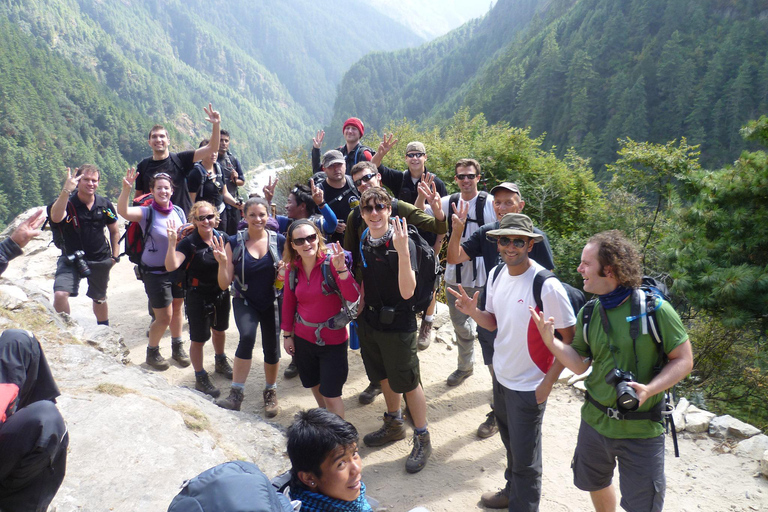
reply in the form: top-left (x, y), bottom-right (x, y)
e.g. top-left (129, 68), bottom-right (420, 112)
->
top-left (195, 372), bottom-right (221, 398)
top-left (146, 346), bottom-right (170, 371)
top-left (481, 486), bottom-right (510, 509)
top-left (263, 388), bottom-right (279, 418)
top-left (405, 430), bottom-right (432, 473)
top-left (214, 355), bottom-right (233, 380)
top-left (363, 414), bottom-right (406, 447)
top-left (215, 387), bottom-right (244, 411)
top-left (171, 341), bottom-right (191, 368)
top-left (477, 409), bottom-right (499, 439)
top-left (417, 318), bottom-right (433, 350)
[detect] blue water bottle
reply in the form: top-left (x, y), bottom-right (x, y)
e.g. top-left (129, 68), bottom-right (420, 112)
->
top-left (349, 321), bottom-right (360, 350)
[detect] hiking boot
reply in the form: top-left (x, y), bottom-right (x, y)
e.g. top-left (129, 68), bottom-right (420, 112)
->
top-left (363, 414), bottom-right (406, 447)
top-left (263, 388), bottom-right (279, 418)
top-left (283, 359), bottom-right (299, 379)
top-left (446, 368), bottom-right (473, 386)
top-left (405, 430), bottom-right (432, 474)
top-left (146, 346), bottom-right (170, 371)
top-left (480, 487), bottom-right (510, 509)
top-left (358, 382), bottom-right (382, 405)
top-left (215, 387), bottom-right (244, 411)
top-left (477, 410), bottom-right (499, 439)
top-left (171, 341), bottom-right (191, 368)
top-left (214, 355), bottom-right (233, 380)
top-left (195, 372), bottom-right (221, 398)
top-left (417, 319), bottom-right (433, 350)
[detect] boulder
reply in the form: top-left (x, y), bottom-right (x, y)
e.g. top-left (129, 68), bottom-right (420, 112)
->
top-left (762, 450), bottom-right (768, 478)
top-left (435, 324), bottom-right (454, 346)
top-left (432, 301), bottom-right (451, 330)
top-left (684, 406), bottom-right (716, 433)
top-left (709, 414), bottom-right (761, 440)
top-left (82, 325), bottom-right (130, 364)
top-left (734, 435), bottom-right (768, 460)
top-left (0, 284), bottom-right (28, 310)
top-left (672, 397), bottom-right (690, 432)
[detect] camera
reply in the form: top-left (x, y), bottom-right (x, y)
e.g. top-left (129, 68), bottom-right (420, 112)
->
top-left (604, 368), bottom-right (639, 412)
top-left (66, 250), bottom-right (91, 277)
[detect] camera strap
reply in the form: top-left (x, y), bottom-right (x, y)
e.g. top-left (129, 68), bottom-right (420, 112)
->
top-left (585, 392), bottom-right (663, 421)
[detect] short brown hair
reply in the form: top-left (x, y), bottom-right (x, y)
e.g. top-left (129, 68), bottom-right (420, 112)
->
top-left (148, 125), bottom-right (168, 140)
top-left (360, 187), bottom-right (391, 207)
top-left (455, 158), bottom-right (481, 175)
top-left (587, 230), bottom-right (643, 288)
top-left (351, 161), bottom-right (377, 178)
top-left (75, 164), bottom-right (100, 179)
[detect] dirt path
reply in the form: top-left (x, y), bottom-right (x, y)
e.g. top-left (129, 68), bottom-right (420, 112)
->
top-left (76, 257), bottom-right (768, 512)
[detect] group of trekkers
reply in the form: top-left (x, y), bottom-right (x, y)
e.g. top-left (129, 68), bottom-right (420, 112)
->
top-left (0, 103), bottom-right (693, 512)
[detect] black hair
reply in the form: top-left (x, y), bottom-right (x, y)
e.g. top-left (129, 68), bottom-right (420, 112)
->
top-left (287, 408), bottom-right (359, 488)
top-left (290, 183), bottom-right (318, 216)
top-left (243, 197), bottom-right (269, 216)
top-left (219, 129), bottom-right (230, 138)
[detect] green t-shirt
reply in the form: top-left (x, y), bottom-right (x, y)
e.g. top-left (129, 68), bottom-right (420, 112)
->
top-left (571, 296), bottom-right (688, 439)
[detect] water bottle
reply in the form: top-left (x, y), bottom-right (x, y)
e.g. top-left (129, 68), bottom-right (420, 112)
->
top-left (349, 321), bottom-right (360, 350)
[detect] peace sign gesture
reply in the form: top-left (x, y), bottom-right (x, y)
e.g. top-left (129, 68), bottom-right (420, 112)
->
top-left (447, 285), bottom-right (480, 316)
top-left (310, 179), bottom-right (324, 205)
top-left (312, 130), bottom-right (325, 149)
top-left (328, 242), bottom-right (347, 272)
top-left (262, 175), bottom-right (278, 203)
top-left (203, 103), bottom-right (221, 125)
top-left (212, 234), bottom-right (228, 265)
top-left (62, 167), bottom-right (82, 194)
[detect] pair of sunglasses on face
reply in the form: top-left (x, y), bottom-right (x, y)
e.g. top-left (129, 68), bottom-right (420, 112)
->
top-left (353, 173), bottom-right (376, 187)
top-left (196, 214), bottom-right (216, 222)
top-left (455, 173), bottom-right (477, 181)
top-left (360, 203), bottom-right (389, 215)
top-left (406, 152), bottom-right (425, 159)
top-left (291, 233), bottom-right (318, 246)
top-left (486, 235), bottom-right (528, 248)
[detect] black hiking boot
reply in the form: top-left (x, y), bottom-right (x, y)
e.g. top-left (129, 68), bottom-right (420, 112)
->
top-left (215, 387), bottom-right (244, 411)
top-left (171, 341), bottom-right (191, 368)
top-left (195, 372), bottom-right (220, 398)
top-left (405, 430), bottom-right (432, 474)
top-left (146, 346), bottom-right (170, 371)
top-left (214, 354), bottom-right (233, 380)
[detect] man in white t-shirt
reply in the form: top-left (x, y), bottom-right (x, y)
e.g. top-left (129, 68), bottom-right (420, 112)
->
top-left (449, 213), bottom-right (576, 512)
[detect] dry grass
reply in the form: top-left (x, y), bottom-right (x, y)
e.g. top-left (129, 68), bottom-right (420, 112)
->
top-left (172, 403), bottom-right (211, 431)
top-left (95, 383), bottom-right (135, 396)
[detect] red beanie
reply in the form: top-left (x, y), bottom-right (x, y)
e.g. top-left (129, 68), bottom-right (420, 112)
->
top-left (342, 117), bottom-right (365, 137)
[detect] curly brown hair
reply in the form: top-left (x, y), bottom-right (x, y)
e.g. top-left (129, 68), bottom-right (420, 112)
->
top-left (588, 230), bottom-right (643, 288)
top-left (359, 187), bottom-right (391, 208)
top-left (189, 201), bottom-right (219, 226)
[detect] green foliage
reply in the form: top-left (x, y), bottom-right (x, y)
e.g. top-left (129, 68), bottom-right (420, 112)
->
top-left (335, 0), bottom-right (768, 173)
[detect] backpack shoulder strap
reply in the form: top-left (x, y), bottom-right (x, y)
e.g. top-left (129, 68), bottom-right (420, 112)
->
top-left (169, 152), bottom-right (184, 174)
top-left (447, 193), bottom-right (460, 236)
top-left (320, 254), bottom-right (340, 296)
top-left (172, 204), bottom-right (185, 223)
top-left (345, 176), bottom-right (359, 196)
top-left (489, 263), bottom-right (505, 287)
top-left (532, 269), bottom-right (556, 312)
top-left (288, 264), bottom-right (298, 292)
top-left (581, 298), bottom-right (598, 346)
top-left (476, 191), bottom-right (489, 224)
top-left (267, 231), bottom-right (280, 269)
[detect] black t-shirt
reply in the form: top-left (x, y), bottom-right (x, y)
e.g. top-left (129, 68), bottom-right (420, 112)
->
top-left (378, 165), bottom-right (448, 205)
top-left (47, 193), bottom-right (117, 260)
top-left (321, 182), bottom-right (359, 245)
top-left (188, 162), bottom-right (225, 209)
top-left (360, 237), bottom-right (419, 332)
top-left (135, 150), bottom-right (196, 215)
top-left (218, 152), bottom-right (245, 197)
top-left (229, 232), bottom-right (285, 310)
top-left (176, 230), bottom-right (228, 291)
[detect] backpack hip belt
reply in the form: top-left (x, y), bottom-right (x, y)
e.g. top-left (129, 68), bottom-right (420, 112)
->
top-left (585, 392), bottom-right (664, 422)
top-left (294, 311), bottom-right (349, 346)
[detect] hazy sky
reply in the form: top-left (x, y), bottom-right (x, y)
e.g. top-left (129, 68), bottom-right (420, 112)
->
top-left (367, 0), bottom-right (495, 40)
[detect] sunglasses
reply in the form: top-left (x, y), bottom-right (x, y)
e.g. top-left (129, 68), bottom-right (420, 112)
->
top-left (361, 203), bottom-right (388, 214)
top-left (153, 172), bottom-right (173, 181)
top-left (353, 174), bottom-right (376, 187)
top-left (487, 235), bottom-right (528, 248)
top-left (406, 152), bottom-right (425, 159)
top-left (196, 214), bottom-right (216, 222)
top-left (456, 173), bottom-right (477, 181)
top-left (291, 233), bottom-right (318, 246)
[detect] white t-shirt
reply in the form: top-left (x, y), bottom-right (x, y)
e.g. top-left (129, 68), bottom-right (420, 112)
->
top-left (427, 193), bottom-right (496, 287)
top-left (486, 261), bottom-right (577, 391)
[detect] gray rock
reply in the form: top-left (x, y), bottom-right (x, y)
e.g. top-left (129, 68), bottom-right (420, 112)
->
top-left (435, 324), bottom-right (454, 346)
top-left (432, 301), bottom-right (451, 330)
top-left (83, 325), bottom-right (130, 363)
top-left (709, 414), bottom-right (761, 440)
top-left (567, 366), bottom-right (592, 385)
top-left (0, 284), bottom-right (28, 310)
top-left (672, 397), bottom-right (690, 431)
top-left (734, 435), bottom-right (768, 460)
top-left (685, 406), bottom-right (716, 433)
top-left (761, 450), bottom-right (768, 478)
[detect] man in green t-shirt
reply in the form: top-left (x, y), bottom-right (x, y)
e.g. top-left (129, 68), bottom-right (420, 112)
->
top-left (530, 230), bottom-right (693, 512)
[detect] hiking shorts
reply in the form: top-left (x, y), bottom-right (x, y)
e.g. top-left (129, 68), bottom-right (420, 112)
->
top-left (293, 335), bottom-right (348, 398)
top-left (185, 288), bottom-right (230, 343)
top-left (572, 419), bottom-right (666, 512)
top-left (232, 297), bottom-right (280, 364)
top-left (477, 325), bottom-right (497, 366)
top-left (357, 316), bottom-right (420, 394)
top-left (142, 269), bottom-right (185, 309)
top-left (53, 256), bottom-right (112, 301)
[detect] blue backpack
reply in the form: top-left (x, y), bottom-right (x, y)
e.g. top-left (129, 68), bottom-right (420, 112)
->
top-left (167, 461), bottom-right (293, 512)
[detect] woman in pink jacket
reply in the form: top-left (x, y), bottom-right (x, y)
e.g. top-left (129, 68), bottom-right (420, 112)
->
top-left (281, 220), bottom-right (359, 418)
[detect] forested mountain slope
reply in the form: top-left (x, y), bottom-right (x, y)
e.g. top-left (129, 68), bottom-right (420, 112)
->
top-left (334, 0), bottom-right (768, 173)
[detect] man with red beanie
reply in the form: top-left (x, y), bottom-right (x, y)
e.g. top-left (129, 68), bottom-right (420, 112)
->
top-left (338, 118), bottom-right (375, 174)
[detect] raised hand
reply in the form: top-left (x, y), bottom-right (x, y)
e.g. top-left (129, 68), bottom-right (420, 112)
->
top-left (447, 285), bottom-right (480, 315)
top-left (203, 103), bottom-right (221, 125)
top-left (166, 219), bottom-right (178, 244)
top-left (10, 208), bottom-right (45, 249)
top-left (310, 179), bottom-right (324, 205)
top-left (123, 167), bottom-right (138, 189)
top-left (451, 200), bottom-right (469, 232)
top-left (529, 306), bottom-right (556, 345)
top-left (262, 176), bottom-right (277, 203)
top-left (212, 234), bottom-right (228, 264)
top-left (377, 133), bottom-right (398, 156)
top-left (312, 130), bottom-right (325, 149)
top-left (392, 216), bottom-right (410, 253)
top-left (62, 167), bottom-right (82, 194)
top-left (328, 242), bottom-right (347, 272)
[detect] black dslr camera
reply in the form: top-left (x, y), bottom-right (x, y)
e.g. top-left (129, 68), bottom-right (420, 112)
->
top-left (605, 368), bottom-right (639, 412)
top-left (65, 250), bottom-right (91, 277)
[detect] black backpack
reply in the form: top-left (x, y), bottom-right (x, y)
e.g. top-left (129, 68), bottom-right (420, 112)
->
top-left (361, 223), bottom-right (443, 314)
top-left (46, 195), bottom-right (80, 251)
top-left (488, 265), bottom-right (586, 337)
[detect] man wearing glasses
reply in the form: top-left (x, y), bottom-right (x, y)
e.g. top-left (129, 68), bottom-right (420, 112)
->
top-left (425, 159), bottom-right (496, 387)
top-left (449, 213), bottom-right (575, 512)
